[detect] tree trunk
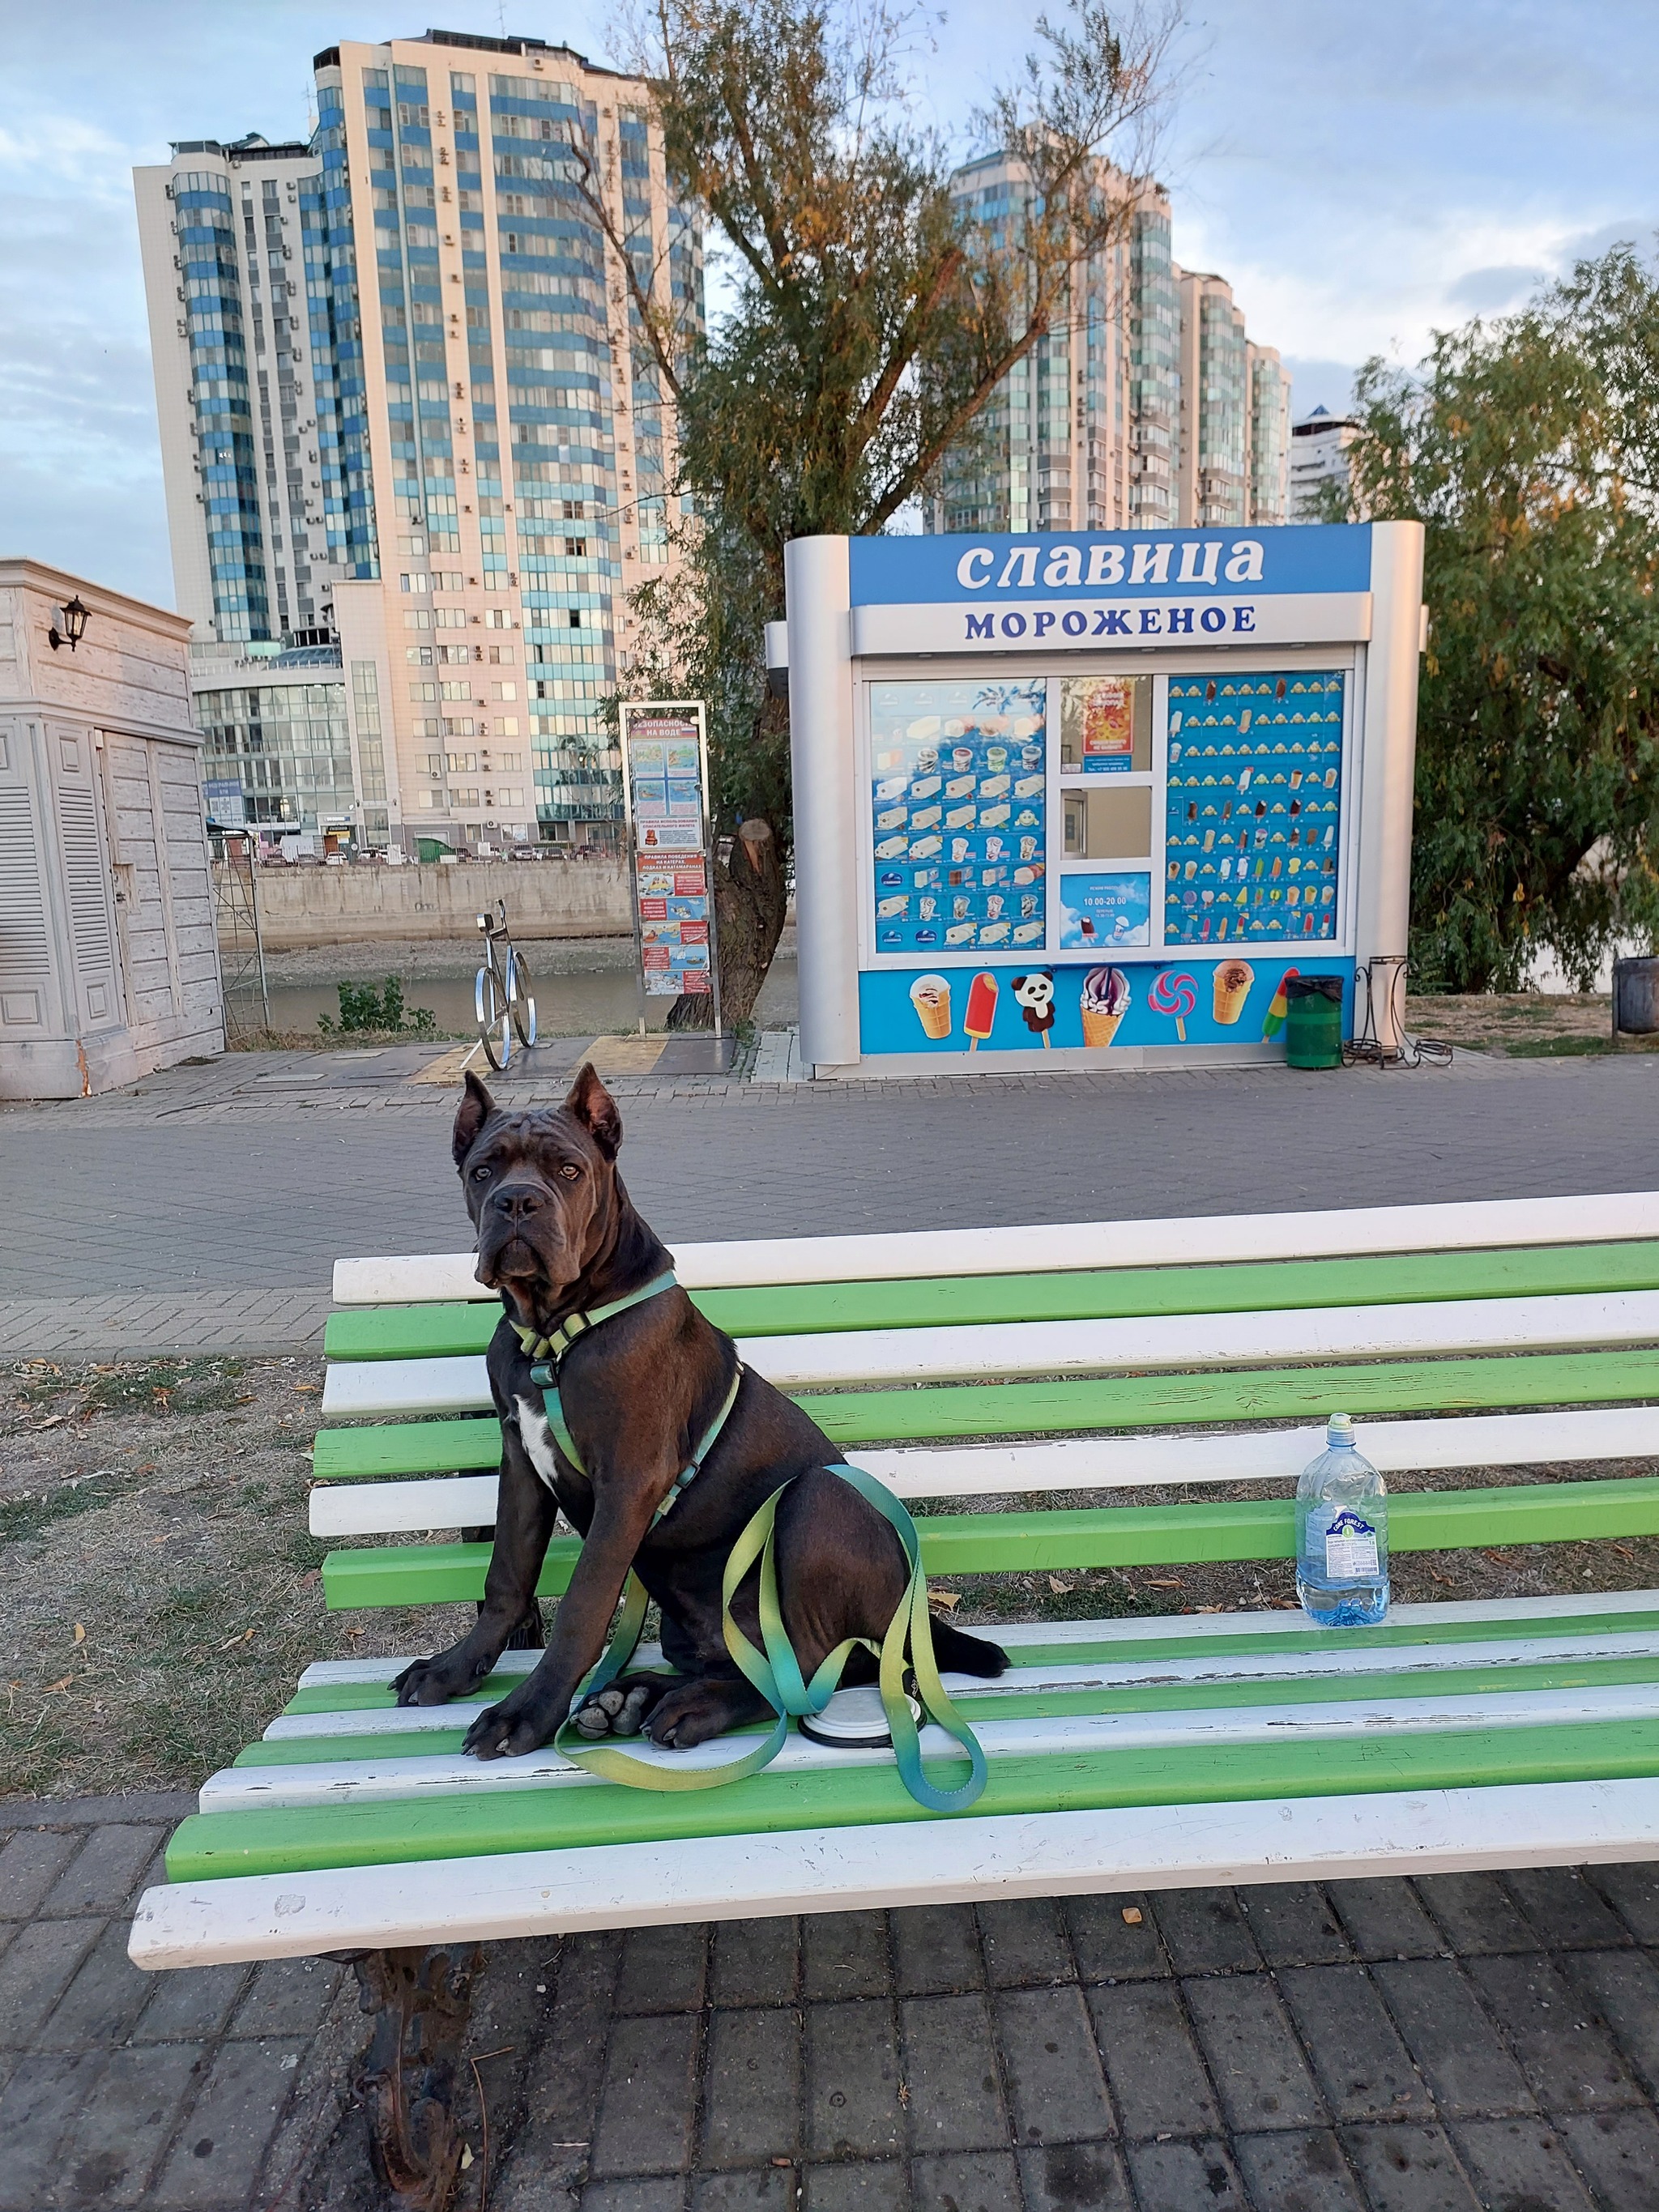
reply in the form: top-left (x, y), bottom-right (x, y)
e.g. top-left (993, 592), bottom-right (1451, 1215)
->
top-left (666, 815), bottom-right (787, 1029)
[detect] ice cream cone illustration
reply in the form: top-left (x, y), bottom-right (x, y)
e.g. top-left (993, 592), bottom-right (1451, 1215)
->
top-left (909, 974), bottom-right (952, 1040)
top-left (1262, 967), bottom-right (1299, 1039)
top-left (964, 971), bottom-right (998, 1051)
top-left (1212, 959), bottom-right (1255, 1025)
top-left (1081, 966), bottom-right (1131, 1046)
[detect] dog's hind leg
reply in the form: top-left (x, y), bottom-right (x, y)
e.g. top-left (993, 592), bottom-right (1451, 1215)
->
top-left (770, 1467), bottom-right (1009, 1681)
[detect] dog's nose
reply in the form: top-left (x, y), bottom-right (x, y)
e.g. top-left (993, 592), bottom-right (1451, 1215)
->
top-left (492, 1184), bottom-right (544, 1222)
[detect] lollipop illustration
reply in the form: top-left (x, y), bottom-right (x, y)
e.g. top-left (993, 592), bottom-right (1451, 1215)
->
top-left (1150, 968), bottom-right (1198, 1042)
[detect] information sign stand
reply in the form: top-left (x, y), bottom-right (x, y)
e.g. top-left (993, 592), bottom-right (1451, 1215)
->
top-left (620, 701), bottom-right (722, 1037)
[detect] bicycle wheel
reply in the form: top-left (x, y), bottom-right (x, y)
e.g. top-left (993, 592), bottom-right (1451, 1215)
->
top-left (476, 960), bottom-right (513, 1070)
top-left (507, 948), bottom-right (537, 1048)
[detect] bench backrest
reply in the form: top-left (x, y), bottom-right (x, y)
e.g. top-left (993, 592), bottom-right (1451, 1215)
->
top-left (311, 1193), bottom-right (1659, 1613)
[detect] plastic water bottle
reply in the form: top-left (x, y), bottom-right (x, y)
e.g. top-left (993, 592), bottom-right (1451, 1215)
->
top-left (1295, 1413), bottom-right (1389, 1626)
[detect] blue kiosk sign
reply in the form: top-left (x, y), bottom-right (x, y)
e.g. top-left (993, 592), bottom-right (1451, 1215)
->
top-left (778, 522), bottom-right (1425, 1076)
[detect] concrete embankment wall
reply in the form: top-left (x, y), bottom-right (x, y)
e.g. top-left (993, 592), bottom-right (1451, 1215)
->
top-left (219, 859), bottom-right (632, 950)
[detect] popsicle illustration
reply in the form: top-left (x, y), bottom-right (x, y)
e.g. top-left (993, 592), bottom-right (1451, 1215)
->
top-left (964, 971), bottom-right (999, 1051)
top-left (1149, 968), bottom-right (1198, 1041)
top-left (1262, 967), bottom-right (1299, 1038)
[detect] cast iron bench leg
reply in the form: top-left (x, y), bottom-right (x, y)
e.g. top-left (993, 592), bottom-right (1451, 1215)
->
top-left (343, 1942), bottom-right (486, 2211)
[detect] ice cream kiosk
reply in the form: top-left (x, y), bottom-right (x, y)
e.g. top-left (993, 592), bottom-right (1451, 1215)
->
top-left (777, 521), bottom-right (1425, 1076)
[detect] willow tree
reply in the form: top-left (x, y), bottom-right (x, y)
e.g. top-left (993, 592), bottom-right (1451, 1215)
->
top-left (566, 0), bottom-right (1179, 1021)
top-left (1337, 246), bottom-right (1659, 992)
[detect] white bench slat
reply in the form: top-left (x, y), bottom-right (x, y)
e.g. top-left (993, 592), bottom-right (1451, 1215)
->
top-left (308, 1407), bottom-right (1659, 1537)
top-left (265, 1630), bottom-right (1659, 1744)
top-left (331, 1192), bottom-right (1659, 1306)
top-left (319, 1290), bottom-right (1659, 1417)
top-left (291, 1590), bottom-right (1659, 1687)
top-left (130, 1776), bottom-right (1659, 1966)
top-left (208, 1681), bottom-right (1659, 1814)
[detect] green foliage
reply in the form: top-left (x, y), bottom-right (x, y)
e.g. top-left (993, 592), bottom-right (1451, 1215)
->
top-left (318, 977), bottom-right (438, 1038)
top-left (1339, 245), bottom-right (1659, 991)
top-left (581, 0), bottom-right (1174, 843)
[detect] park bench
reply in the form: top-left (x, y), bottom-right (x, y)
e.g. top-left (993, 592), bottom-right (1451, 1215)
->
top-left (128, 1189), bottom-right (1659, 2206)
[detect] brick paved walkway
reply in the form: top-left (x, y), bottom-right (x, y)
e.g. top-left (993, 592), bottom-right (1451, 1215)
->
top-left (6, 1792), bottom-right (1659, 2211)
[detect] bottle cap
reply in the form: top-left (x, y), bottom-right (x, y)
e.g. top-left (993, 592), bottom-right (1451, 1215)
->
top-left (1327, 1412), bottom-right (1354, 1445)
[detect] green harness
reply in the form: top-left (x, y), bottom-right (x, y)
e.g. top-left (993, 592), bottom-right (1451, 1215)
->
top-left (510, 1271), bottom-right (987, 1812)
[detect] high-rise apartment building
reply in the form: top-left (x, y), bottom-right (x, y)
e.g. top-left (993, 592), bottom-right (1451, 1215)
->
top-left (928, 162), bottom-right (1286, 541)
top-left (135, 135), bottom-right (335, 650)
top-left (136, 28), bottom-right (702, 850)
top-left (1290, 404), bottom-right (1361, 520)
top-left (1247, 344), bottom-right (1290, 526)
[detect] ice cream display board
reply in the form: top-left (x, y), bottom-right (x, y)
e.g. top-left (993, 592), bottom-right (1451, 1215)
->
top-left (621, 701), bottom-right (719, 1010)
top-left (784, 521), bottom-right (1425, 1074)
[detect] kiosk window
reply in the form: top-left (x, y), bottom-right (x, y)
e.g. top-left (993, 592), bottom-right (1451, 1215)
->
top-left (1064, 785), bottom-right (1152, 860)
top-left (1060, 675), bottom-right (1152, 772)
top-left (1165, 671), bottom-right (1345, 946)
top-left (869, 678), bottom-right (1047, 955)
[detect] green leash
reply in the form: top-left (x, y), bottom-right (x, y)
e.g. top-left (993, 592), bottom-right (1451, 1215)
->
top-left (508, 1269), bottom-right (987, 1810)
top-left (550, 1464), bottom-right (987, 1810)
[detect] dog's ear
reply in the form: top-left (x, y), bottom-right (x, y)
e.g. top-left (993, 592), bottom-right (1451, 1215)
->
top-left (565, 1062), bottom-right (621, 1159)
top-left (452, 1070), bottom-right (496, 1167)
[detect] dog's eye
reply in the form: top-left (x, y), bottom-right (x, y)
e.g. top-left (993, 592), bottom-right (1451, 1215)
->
top-left (471, 1166), bottom-right (493, 1183)
top-left (558, 1162), bottom-right (580, 1180)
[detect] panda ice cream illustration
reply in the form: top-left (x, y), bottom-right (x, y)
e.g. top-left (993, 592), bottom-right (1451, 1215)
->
top-left (1010, 970), bottom-right (1056, 1048)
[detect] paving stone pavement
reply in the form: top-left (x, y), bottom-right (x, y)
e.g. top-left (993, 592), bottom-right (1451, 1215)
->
top-left (9, 1791), bottom-right (1659, 2212)
top-left (7, 1048), bottom-right (1659, 1302)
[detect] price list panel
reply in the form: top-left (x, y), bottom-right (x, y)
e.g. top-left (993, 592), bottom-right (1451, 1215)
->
top-left (1163, 671), bottom-right (1344, 947)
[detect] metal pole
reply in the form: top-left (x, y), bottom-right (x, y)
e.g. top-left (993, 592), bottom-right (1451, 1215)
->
top-left (245, 837), bottom-right (271, 1030)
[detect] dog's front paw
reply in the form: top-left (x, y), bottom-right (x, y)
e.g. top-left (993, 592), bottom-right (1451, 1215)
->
top-left (571, 1680), bottom-right (659, 1740)
top-left (392, 1648), bottom-right (489, 1707)
top-left (463, 1694), bottom-right (556, 1759)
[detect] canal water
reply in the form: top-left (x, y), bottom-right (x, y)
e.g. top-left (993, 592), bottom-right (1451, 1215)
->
top-left (237, 943), bottom-right (799, 1038)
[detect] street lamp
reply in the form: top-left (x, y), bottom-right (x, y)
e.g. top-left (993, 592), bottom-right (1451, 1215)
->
top-left (48, 595), bottom-right (90, 652)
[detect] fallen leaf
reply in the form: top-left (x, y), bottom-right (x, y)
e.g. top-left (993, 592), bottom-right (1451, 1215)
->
top-left (1121, 1906), bottom-right (1144, 1925)
top-left (1195, 1605), bottom-right (1226, 1614)
top-left (219, 1628), bottom-right (255, 1651)
top-left (1612, 1543), bottom-right (1636, 1562)
top-left (292, 1384), bottom-right (321, 1394)
top-left (930, 1590), bottom-right (960, 1612)
top-left (1429, 1569), bottom-right (1456, 1586)
top-left (72, 1623), bottom-right (86, 1644)
top-left (460, 2146), bottom-right (474, 2172)
top-left (1483, 1549), bottom-right (1516, 1566)
top-left (45, 1676), bottom-right (73, 1694)
top-left (1145, 1578), bottom-right (1184, 1591)
top-left (1047, 1576), bottom-right (1073, 1596)
top-left (28, 1413), bottom-right (65, 1431)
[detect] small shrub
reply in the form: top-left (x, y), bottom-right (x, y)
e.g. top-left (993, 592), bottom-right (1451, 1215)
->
top-left (318, 977), bottom-right (437, 1037)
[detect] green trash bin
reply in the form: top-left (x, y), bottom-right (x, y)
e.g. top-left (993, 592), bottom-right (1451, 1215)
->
top-left (1285, 974), bottom-right (1345, 1068)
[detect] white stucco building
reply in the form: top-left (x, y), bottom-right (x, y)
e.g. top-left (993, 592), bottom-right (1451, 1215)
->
top-left (0, 562), bottom-right (223, 1097)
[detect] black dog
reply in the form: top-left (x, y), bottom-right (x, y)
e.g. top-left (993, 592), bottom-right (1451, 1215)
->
top-left (393, 1066), bottom-right (1007, 1758)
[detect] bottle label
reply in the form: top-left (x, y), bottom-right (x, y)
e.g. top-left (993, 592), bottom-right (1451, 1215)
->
top-left (1324, 1508), bottom-right (1379, 1579)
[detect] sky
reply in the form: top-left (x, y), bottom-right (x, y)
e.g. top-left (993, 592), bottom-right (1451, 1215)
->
top-left (2, 0), bottom-right (1656, 608)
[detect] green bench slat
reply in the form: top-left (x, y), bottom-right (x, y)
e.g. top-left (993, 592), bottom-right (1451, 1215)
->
top-left (309, 1346), bottom-right (1659, 1483)
top-left (241, 1653), bottom-right (1659, 1774)
top-left (168, 1715), bottom-right (1659, 1882)
top-left (313, 1418), bottom-right (502, 1480)
top-left (322, 1238), bottom-right (1659, 1360)
top-left (319, 1476), bottom-right (1659, 1609)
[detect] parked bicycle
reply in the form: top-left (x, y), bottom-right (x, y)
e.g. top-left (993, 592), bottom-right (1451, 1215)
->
top-left (475, 900), bottom-right (537, 1070)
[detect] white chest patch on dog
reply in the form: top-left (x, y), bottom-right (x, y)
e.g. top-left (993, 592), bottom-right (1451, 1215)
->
top-left (514, 1393), bottom-right (562, 1491)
